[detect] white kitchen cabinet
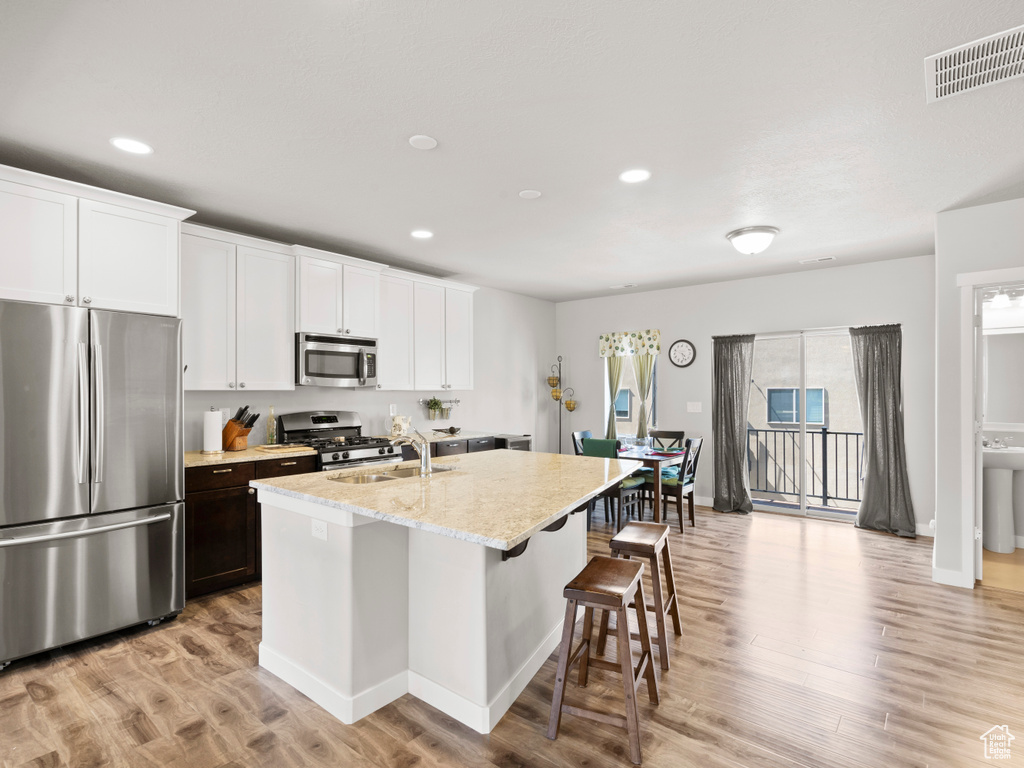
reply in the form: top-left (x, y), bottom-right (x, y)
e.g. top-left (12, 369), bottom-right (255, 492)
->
top-left (181, 234), bottom-right (236, 390)
top-left (298, 256), bottom-right (344, 334)
top-left (444, 288), bottom-right (474, 390)
top-left (181, 225), bottom-right (294, 391)
top-left (377, 274), bottom-right (415, 390)
top-left (413, 282), bottom-right (445, 391)
top-left (78, 200), bottom-right (181, 316)
top-left (342, 264), bottom-right (379, 338)
top-left (0, 180), bottom-right (77, 306)
top-left (237, 247), bottom-right (295, 390)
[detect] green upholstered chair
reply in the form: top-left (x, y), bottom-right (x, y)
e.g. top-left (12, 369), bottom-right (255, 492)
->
top-left (582, 438), bottom-right (645, 531)
top-left (643, 436), bottom-right (703, 530)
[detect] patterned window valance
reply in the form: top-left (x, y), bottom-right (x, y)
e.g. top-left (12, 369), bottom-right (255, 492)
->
top-left (598, 329), bottom-right (661, 358)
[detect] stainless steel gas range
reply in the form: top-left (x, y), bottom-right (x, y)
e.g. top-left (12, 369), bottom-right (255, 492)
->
top-left (276, 410), bottom-right (402, 471)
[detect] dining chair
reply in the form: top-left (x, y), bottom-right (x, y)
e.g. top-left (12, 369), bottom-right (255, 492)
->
top-left (581, 438), bottom-right (644, 531)
top-left (644, 437), bottom-right (703, 530)
top-left (572, 430), bottom-right (593, 456)
top-left (637, 429), bottom-right (686, 510)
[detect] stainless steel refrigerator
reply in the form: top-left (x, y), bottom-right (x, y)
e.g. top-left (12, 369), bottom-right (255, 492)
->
top-left (0, 299), bottom-right (184, 667)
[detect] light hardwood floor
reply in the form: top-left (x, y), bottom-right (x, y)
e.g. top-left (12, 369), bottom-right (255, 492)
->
top-left (2, 507), bottom-right (1023, 768)
top-left (981, 547), bottom-right (1024, 593)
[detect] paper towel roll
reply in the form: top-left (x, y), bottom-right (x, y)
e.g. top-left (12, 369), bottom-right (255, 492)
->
top-left (202, 409), bottom-right (223, 454)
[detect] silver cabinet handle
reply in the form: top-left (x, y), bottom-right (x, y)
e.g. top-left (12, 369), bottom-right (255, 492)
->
top-left (212, 468), bottom-right (233, 474)
top-left (239, 382), bottom-right (246, 389)
top-left (249, 488), bottom-right (255, 495)
top-left (93, 343), bottom-right (105, 484)
top-left (337, 328), bottom-right (343, 333)
top-left (0, 513), bottom-right (171, 548)
top-left (280, 461), bottom-right (297, 466)
top-left (66, 295), bottom-right (75, 303)
top-left (228, 382), bottom-right (235, 388)
top-left (77, 342), bottom-right (88, 484)
top-left (83, 296), bottom-right (92, 304)
top-left (376, 384), bottom-right (381, 389)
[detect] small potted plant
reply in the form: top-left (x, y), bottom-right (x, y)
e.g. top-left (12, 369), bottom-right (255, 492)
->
top-left (426, 396), bottom-right (443, 420)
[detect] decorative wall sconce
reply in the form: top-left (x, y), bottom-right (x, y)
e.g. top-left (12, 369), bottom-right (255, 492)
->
top-left (548, 356), bottom-right (577, 453)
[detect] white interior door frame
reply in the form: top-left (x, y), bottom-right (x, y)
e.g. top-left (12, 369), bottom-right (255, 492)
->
top-left (956, 266), bottom-right (1024, 587)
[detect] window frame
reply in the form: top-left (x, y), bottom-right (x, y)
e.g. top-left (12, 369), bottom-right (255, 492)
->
top-left (614, 388), bottom-right (633, 421)
top-left (766, 386), bottom-right (825, 426)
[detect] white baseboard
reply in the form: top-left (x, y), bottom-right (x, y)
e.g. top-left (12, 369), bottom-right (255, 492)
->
top-left (695, 495), bottom-right (714, 508)
top-left (932, 566), bottom-right (975, 589)
top-left (259, 643), bottom-right (408, 724)
top-left (916, 522), bottom-right (935, 538)
top-left (408, 618), bottom-right (564, 735)
top-left (1017, 535), bottom-right (1024, 548)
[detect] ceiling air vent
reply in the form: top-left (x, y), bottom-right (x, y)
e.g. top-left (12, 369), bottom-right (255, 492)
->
top-left (799, 256), bottom-right (835, 265)
top-left (925, 24), bottom-right (1024, 103)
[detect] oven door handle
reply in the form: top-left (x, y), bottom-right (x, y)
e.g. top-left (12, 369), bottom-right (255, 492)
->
top-left (358, 349), bottom-right (368, 385)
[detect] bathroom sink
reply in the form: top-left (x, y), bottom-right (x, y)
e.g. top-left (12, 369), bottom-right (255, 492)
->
top-left (983, 447), bottom-right (1024, 471)
top-left (330, 474), bottom-right (397, 484)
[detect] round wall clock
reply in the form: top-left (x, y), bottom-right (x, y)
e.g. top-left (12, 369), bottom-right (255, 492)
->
top-left (669, 339), bottom-right (696, 368)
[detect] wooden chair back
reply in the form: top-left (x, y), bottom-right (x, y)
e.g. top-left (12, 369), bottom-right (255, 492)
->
top-left (680, 437), bottom-right (703, 488)
top-left (649, 430), bottom-right (685, 451)
top-left (572, 430), bottom-right (593, 456)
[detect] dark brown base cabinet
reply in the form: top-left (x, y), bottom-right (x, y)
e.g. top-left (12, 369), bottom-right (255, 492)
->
top-left (184, 455), bottom-right (317, 599)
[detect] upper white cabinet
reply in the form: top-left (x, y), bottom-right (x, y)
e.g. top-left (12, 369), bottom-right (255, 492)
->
top-left (444, 287), bottom-right (474, 390)
top-left (378, 274), bottom-right (415, 390)
top-left (78, 200), bottom-right (180, 316)
top-left (0, 179), bottom-right (77, 305)
top-left (413, 282), bottom-right (446, 391)
top-left (181, 225), bottom-right (294, 391)
top-left (0, 164), bottom-right (193, 315)
top-left (295, 247), bottom-right (383, 338)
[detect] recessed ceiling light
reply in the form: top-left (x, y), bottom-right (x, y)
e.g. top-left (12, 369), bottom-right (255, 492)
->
top-left (726, 226), bottom-right (779, 255)
top-left (411, 230), bottom-right (433, 239)
top-left (110, 137), bottom-right (153, 155)
top-left (618, 169), bottom-right (651, 183)
top-left (519, 190), bottom-right (542, 199)
top-left (409, 135), bottom-right (437, 150)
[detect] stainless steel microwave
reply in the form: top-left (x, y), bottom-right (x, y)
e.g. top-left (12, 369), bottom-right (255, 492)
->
top-left (296, 333), bottom-right (378, 388)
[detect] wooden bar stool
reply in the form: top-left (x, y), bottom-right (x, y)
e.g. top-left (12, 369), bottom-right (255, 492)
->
top-left (547, 556), bottom-right (659, 765)
top-left (597, 522), bottom-right (681, 671)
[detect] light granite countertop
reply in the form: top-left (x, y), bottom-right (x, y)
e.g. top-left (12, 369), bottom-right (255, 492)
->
top-left (251, 450), bottom-right (640, 550)
top-left (374, 430), bottom-right (506, 444)
top-left (184, 446), bottom-right (316, 468)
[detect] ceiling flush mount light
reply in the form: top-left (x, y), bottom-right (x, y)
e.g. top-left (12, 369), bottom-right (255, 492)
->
top-left (618, 169), bottom-right (651, 183)
top-left (408, 135), bottom-right (437, 150)
top-left (726, 226), bottom-right (780, 255)
top-left (411, 230), bottom-right (433, 239)
top-left (110, 137), bottom-right (153, 155)
top-left (519, 190), bottom-right (542, 199)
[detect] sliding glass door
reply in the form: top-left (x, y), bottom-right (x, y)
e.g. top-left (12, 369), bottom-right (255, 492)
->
top-left (747, 330), bottom-right (862, 518)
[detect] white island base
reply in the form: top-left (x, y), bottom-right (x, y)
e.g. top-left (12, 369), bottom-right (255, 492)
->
top-left (256, 489), bottom-right (587, 733)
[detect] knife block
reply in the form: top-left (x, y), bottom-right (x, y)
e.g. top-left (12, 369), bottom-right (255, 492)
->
top-left (222, 420), bottom-right (252, 452)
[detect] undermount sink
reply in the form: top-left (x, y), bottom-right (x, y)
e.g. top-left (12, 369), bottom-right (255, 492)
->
top-left (328, 465), bottom-right (457, 484)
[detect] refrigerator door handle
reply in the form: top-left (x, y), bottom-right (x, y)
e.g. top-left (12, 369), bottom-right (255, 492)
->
top-left (0, 512), bottom-right (171, 548)
top-left (77, 342), bottom-right (89, 484)
top-left (93, 343), bottom-right (105, 484)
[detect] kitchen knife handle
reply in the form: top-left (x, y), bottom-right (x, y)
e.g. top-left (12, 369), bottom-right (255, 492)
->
top-left (77, 342), bottom-right (89, 484)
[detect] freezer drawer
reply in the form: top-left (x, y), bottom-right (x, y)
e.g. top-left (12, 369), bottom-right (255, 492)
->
top-left (0, 503), bottom-right (184, 664)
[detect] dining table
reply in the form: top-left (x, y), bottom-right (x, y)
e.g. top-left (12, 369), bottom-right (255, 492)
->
top-left (616, 446), bottom-right (689, 524)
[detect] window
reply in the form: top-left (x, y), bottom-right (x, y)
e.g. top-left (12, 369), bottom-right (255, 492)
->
top-left (766, 387), bottom-right (825, 425)
top-left (614, 389), bottom-right (633, 420)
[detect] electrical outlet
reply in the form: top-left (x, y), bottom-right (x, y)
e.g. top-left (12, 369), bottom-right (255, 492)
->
top-left (311, 519), bottom-right (328, 542)
top-left (220, 408), bottom-right (230, 425)
top-left (687, 402), bottom-right (702, 413)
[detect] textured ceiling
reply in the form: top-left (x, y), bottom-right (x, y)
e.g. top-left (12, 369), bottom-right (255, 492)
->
top-left (1, 1), bottom-right (1022, 302)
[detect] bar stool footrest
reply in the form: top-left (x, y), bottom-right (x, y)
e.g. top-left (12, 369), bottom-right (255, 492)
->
top-left (561, 704), bottom-right (628, 730)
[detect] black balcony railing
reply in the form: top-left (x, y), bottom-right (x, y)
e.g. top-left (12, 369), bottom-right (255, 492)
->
top-left (746, 427), bottom-right (864, 507)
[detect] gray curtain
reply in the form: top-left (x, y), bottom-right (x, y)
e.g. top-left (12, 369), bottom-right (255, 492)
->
top-left (849, 325), bottom-right (917, 537)
top-left (712, 334), bottom-right (755, 513)
top-left (605, 356), bottom-right (624, 439)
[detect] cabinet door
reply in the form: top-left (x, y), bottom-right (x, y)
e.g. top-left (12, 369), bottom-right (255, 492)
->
top-left (0, 180), bottom-right (77, 305)
top-left (185, 485), bottom-right (256, 598)
top-left (237, 247), bottom-right (294, 390)
top-left (181, 234), bottom-right (236, 390)
top-left (444, 288), bottom-right (474, 390)
top-left (78, 199), bottom-right (179, 316)
top-left (413, 282), bottom-right (445, 391)
top-left (342, 264), bottom-right (379, 338)
top-left (378, 274), bottom-right (415, 390)
top-left (298, 256), bottom-right (344, 333)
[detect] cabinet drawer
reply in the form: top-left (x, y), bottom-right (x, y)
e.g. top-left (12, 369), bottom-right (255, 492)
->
top-left (435, 439), bottom-right (468, 457)
top-left (186, 461), bottom-right (255, 493)
top-left (466, 436), bottom-right (495, 453)
top-left (255, 454), bottom-right (318, 479)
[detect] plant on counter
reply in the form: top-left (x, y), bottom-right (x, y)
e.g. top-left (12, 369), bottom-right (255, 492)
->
top-left (426, 396), bottom-right (444, 420)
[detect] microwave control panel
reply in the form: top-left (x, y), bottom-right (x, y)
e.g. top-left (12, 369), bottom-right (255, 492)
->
top-left (366, 353), bottom-right (376, 378)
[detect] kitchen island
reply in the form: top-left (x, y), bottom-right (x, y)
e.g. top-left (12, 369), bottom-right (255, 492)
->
top-left (251, 449), bottom-right (640, 733)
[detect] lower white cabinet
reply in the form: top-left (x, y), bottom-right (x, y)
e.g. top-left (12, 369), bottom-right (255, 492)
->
top-left (77, 199), bottom-right (181, 316)
top-left (181, 228), bottom-right (294, 391)
top-left (377, 274), bottom-right (415, 390)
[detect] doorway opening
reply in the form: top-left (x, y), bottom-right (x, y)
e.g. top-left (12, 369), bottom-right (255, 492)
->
top-left (747, 329), bottom-right (863, 520)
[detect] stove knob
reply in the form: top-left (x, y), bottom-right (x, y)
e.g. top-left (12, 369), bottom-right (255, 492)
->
top-left (387, 446), bottom-right (394, 454)
top-left (332, 453), bottom-right (340, 461)
top-left (378, 447), bottom-right (386, 455)
top-left (343, 451), bottom-right (350, 459)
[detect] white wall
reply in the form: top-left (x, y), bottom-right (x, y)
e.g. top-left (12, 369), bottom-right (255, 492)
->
top-left (555, 255), bottom-right (936, 524)
top-left (184, 286), bottom-right (557, 451)
top-left (935, 197), bottom-right (1024, 582)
